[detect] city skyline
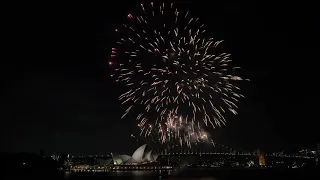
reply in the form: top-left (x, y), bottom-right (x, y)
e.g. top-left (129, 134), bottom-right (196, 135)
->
top-left (1, 1), bottom-right (320, 155)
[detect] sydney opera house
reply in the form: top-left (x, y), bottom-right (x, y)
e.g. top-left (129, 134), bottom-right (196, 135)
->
top-left (110, 144), bottom-right (159, 166)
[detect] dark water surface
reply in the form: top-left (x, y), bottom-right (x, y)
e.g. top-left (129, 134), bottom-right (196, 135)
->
top-left (4, 168), bottom-right (320, 179)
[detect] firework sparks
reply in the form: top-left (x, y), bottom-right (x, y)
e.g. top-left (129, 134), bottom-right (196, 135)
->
top-left (155, 112), bottom-right (212, 148)
top-left (110, 1), bottom-right (247, 146)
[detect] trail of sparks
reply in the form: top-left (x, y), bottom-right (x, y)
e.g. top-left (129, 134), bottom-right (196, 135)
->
top-left (110, 1), bottom-right (247, 147)
top-left (154, 112), bottom-right (212, 148)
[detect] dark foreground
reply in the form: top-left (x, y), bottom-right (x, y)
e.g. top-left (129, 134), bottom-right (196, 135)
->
top-left (2, 168), bottom-right (320, 180)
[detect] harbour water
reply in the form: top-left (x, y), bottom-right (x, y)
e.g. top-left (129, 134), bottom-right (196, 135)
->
top-left (6, 168), bottom-right (320, 179)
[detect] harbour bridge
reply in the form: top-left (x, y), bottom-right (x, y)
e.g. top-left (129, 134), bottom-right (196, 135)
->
top-left (71, 143), bottom-right (315, 160)
top-left (159, 152), bottom-right (314, 159)
top-left (156, 143), bottom-right (316, 159)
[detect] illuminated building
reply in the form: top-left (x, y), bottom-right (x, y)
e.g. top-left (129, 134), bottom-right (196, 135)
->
top-left (256, 149), bottom-right (265, 166)
top-left (110, 144), bottom-right (158, 165)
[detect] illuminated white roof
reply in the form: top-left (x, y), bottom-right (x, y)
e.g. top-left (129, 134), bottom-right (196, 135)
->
top-left (145, 150), bottom-right (152, 161)
top-left (110, 144), bottom-right (158, 165)
top-left (131, 144), bottom-right (147, 162)
top-left (152, 154), bottom-right (158, 161)
top-left (119, 155), bottom-right (131, 163)
top-left (112, 154), bottom-right (123, 165)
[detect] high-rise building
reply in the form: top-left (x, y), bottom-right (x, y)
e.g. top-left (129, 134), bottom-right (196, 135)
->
top-left (256, 149), bottom-right (265, 166)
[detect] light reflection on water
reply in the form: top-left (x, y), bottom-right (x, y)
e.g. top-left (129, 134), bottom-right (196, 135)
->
top-left (64, 170), bottom-right (220, 180)
top-left (64, 170), bottom-right (166, 179)
top-left (63, 169), bottom-right (319, 180)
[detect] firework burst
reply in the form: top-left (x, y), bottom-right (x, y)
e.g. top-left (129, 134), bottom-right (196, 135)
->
top-left (110, 1), bottom-right (247, 146)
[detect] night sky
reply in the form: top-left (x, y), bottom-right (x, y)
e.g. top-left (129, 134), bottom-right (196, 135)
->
top-left (1, 1), bottom-right (320, 155)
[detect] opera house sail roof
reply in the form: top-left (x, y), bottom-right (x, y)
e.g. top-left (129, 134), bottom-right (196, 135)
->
top-left (110, 144), bottom-right (158, 165)
top-left (143, 150), bottom-right (152, 162)
top-left (131, 144), bottom-right (147, 162)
